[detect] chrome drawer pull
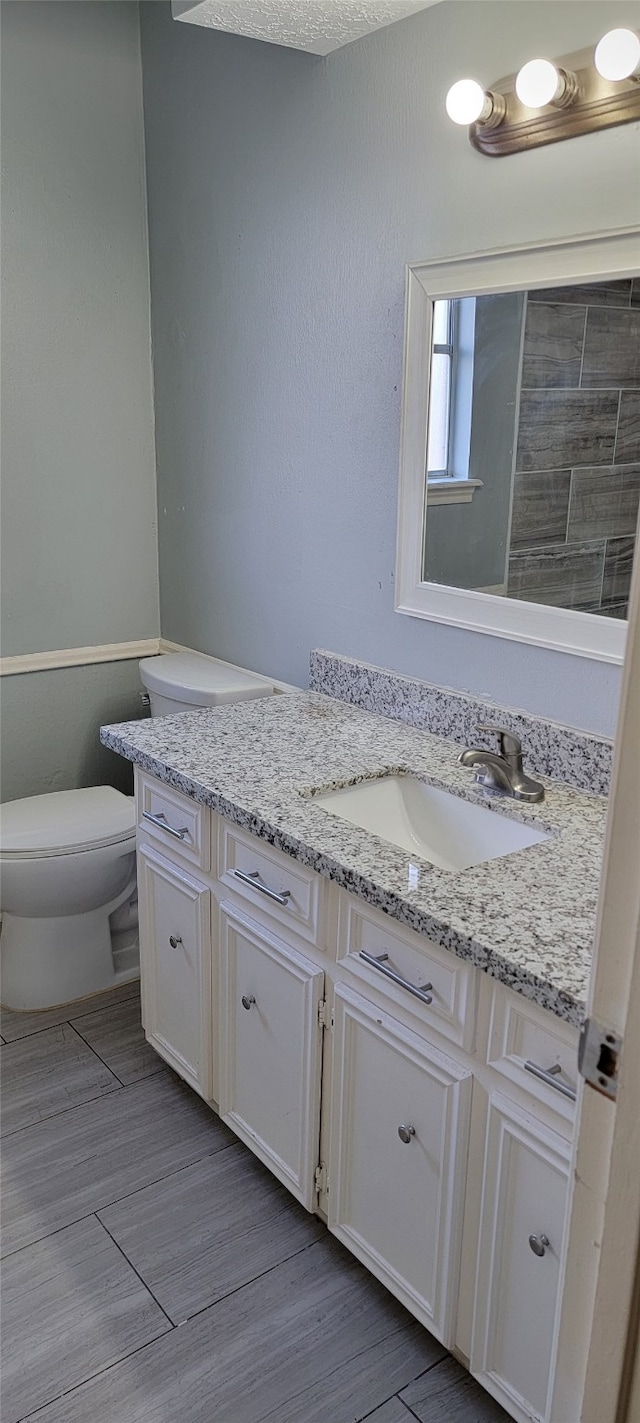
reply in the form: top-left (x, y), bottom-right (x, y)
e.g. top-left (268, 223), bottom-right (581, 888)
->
top-left (242, 994), bottom-right (256, 1011)
top-left (143, 810), bottom-right (190, 842)
top-left (233, 868), bottom-right (292, 908)
top-left (529, 1233), bottom-right (550, 1258)
top-left (524, 1060), bottom-right (577, 1102)
top-left (359, 951), bottom-right (433, 1005)
top-left (168, 935), bottom-right (183, 949)
top-left (397, 1124), bottom-right (416, 1145)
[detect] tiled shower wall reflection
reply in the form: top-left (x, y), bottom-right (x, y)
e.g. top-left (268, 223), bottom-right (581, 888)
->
top-left (508, 279), bottom-right (640, 619)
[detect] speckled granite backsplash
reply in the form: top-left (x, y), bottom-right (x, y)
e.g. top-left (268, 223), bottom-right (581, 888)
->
top-left (309, 650), bottom-right (613, 796)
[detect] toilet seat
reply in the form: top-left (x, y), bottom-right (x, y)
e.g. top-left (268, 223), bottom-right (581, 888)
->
top-left (0, 787), bottom-right (136, 859)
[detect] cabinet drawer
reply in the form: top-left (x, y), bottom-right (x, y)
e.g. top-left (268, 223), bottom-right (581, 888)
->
top-left (337, 894), bottom-right (477, 1049)
top-left (136, 772), bottom-right (209, 872)
top-left (218, 820), bottom-right (322, 946)
top-left (482, 979), bottom-right (579, 1128)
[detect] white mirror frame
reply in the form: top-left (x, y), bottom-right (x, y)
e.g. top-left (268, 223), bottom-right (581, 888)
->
top-left (395, 229), bottom-right (640, 665)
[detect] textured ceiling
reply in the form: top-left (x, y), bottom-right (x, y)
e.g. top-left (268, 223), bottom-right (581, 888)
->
top-left (171, 1), bottom-right (442, 55)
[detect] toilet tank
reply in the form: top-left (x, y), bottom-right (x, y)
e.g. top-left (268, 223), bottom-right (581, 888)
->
top-left (139, 652), bottom-right (275, 717)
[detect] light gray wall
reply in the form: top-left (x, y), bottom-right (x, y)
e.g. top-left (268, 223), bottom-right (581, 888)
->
top-left (141, 0), bottom-right (640, 738)
top-left (1, 2), bottom-right (158, 800)
top-left (0, 663), bottom-right (144, 805)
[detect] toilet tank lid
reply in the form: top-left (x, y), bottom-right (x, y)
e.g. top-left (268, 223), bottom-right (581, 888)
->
top-left (139, 652), bottom-right (274, 705)
top-left (0, 787), bottom-right (136, 855)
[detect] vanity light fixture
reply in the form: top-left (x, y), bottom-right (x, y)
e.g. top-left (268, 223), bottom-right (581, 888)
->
top-left (514, 58), bottom-right (578, 110)
top-left (446, 35), bottom-right (640, 156)
top-left (445, 78), bottom-right (505, 129)
top-left (594, 28), bottom-right (640, 81)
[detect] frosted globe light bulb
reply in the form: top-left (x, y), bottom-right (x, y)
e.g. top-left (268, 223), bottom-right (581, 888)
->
top-left (515, 58), bottom-right (562, 108)
top-left (594, 28), bottom-right (640, 81)
top-left (445, 79), bottom-right (487, 125)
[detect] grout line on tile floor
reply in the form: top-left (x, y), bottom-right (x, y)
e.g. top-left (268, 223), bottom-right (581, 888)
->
top-left (392, 1397), bottom-right (425, 1423)
top-left (13, 1238), bottom-right (356, 1423)
top-left (0, 1070), bottom-right (151, 1143)
top-left (0, 983), bottom-right (141, 1043)
top-left (14, 1322), bottom-right (174, 1423)
top-left (68, 1021), bottom-right (130, 1088)
top-left (96, 1213), bottom-right (177, 1331)
top-left (359, 1397), bottom-right (415, 1421)
top-left (161, 1234), bottom-right (327, 1328)
top-left (0, 1083), bottom-right (124, 1140)
top-left (65, 1019), bottom-right (125, 1073)
top-left (1, 1145), bottom-right (237, 1263)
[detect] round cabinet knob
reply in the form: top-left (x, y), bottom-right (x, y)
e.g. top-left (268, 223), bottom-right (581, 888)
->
top-left (528, 1233), bottom-right (550, 1258)
top-left (397, 1124), bottom-right (416, 1145)
top-left (241, 994), bottom-right (256, 1011)
top-left (169, 935), bottom-right (183, 948)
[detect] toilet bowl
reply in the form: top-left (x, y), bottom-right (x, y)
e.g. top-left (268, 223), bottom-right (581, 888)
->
top-left (0, 788), bottom-right (137, 1010)
top-left (1, 653), bottom-right (276, 1012)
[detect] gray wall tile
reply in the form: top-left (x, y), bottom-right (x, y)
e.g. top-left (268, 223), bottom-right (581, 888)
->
top-left (507, 542), bottom-right (605, 609)
top-left (515, 390), bottom-right (619, 472)
top-left (521, 302), bottom-right (585, 389)
top-left (615, 392), bottom-right (640, 464)
top-left (567, 464), bottom-right (640, 543)
top-left (529, 280), bottom-right (631, 307)
top-left (581, 307), bottom-right (640, 389)
top-left (603, 537), bottom-right (636, 604)
top-left (510, 469), bottom-right (570, 550)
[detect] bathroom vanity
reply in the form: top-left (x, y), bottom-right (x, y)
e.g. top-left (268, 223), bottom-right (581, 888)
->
top-left (102, 690), bottom-right (607, 1423)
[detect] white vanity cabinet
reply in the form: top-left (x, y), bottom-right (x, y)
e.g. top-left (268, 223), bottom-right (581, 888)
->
top-left (218, 900), bottom-right (325, 1210)
top-left (136, 776), bottom-right (213, 1100)
top-left (133, 767), bottom-right (581, 1423)
top-left (328, 983), bottom-right (473, 1343)
top-left (137, 844), bottom-right (212, 1099)
top-left (470, 1092), bottom-right (571, 1423)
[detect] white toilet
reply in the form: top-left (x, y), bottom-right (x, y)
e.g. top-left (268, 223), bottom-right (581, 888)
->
top-left (0, 652), bottom-right (274, 1011)
top-left (0, 788), bottom-right (138, 1010)
top-left (138, 650), bottom-right (274, 717)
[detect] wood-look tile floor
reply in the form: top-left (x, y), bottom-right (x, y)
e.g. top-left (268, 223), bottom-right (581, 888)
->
top-left (0, 982), bottom-right (510, 1423)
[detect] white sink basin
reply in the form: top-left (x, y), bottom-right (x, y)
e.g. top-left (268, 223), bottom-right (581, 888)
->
top-left (312, 775), bottom-right (550, 871)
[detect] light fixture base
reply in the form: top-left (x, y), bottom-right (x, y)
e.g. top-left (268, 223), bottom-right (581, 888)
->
top-left (470, 44), bottom-right (640, 157)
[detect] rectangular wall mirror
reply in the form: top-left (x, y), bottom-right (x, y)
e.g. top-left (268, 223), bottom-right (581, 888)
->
top-left (395, 231), bottom-right (640, 664)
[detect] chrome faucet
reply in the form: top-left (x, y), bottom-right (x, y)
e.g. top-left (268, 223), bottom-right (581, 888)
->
top-left (458, 724), bottom-right (545, 803)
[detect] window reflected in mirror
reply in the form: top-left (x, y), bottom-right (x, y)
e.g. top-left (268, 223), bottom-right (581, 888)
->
top-left (423, 279), bottom-right (640, 620)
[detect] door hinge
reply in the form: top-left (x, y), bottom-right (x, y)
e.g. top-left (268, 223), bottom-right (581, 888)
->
top-left (314, 1162), bottom-right (328, 1195)
top-left (318, 999), bottom-right (333, 1029)
top-left (578, 1016), bottom-right (623, 1100)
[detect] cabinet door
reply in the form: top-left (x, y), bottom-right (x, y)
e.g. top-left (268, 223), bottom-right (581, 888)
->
top-left (218, 902), bottom-right (324, 1210)
top-left (328, 984), bottom-right (472, 1346)
top-left (138, 843), bottom-right (211, 1099)
top-left (470, 1092), bottom-right (571, 1423)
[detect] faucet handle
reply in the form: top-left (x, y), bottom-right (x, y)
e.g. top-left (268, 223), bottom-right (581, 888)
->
top-left (476, 723), bottom-right (522, 765)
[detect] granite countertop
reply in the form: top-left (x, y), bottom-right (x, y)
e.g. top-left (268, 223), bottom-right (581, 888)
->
top-left (101, 692), bottom-right (609, 1027)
